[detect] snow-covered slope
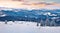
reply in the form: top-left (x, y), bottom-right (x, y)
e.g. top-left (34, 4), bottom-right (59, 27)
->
top-left (0, 21), bottom-right (60, 33)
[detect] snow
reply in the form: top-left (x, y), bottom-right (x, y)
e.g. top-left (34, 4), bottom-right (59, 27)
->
top-left (0, 21), bottom-right (60, 33)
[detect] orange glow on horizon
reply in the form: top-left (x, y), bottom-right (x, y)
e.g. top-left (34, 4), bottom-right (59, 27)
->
top-left (0, 0), bottom-right (60, 8)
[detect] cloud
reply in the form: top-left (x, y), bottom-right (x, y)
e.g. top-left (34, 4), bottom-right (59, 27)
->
top-left (0, 0), bottom-right (60, 9)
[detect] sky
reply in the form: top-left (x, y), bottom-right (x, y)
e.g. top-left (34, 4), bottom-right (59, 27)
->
top-left (1, 0), bottom-right (60, 3)
top-left (5, 0), bottom-right (60, 3)
top-left (0, 0), bottom-right (60, 9)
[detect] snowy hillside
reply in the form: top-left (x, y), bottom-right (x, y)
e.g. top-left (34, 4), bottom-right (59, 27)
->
top-left (0, 7), bottom-right (60, 33)
top-left (0, 21), bottom-right (60, 33)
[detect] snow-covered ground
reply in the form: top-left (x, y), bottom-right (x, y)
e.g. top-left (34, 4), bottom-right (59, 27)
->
top-left (0, 21), bottom-right (60, 33)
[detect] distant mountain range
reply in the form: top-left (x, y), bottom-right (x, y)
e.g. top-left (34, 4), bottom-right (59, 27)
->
top-left (0, 7), bottom-right (60, 26)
